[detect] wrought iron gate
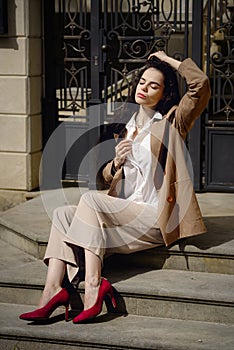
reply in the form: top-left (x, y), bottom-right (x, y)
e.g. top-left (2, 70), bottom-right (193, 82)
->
top-left (42, 0), bottom-right (234, 191)
top-left (203, 0), bottom-right (234, 191)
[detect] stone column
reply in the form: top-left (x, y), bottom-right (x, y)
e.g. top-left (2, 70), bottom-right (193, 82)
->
top-left (0, 0), bottom-right (42, 191)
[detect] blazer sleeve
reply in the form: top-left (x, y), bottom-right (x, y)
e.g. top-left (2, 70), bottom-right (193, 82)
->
top-left (102, 160), bottom-right (115, 184)
top-left (173, 58), bottom-right (211, 138)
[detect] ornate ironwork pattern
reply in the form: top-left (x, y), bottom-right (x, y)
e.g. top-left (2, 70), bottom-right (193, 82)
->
top-left (102, 0), bottom-right (191, 112)
top-left (55, 0), bottom-right (192, 117)
top-left (43, 1), bottom-right (234, 189)
top-left (56, 0), bottom-right (91, 117)
top-left (206, 0), bottom-right (234, 122)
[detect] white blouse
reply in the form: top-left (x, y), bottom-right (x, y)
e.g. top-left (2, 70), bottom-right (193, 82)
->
top-left (123, 111), bottom-right (162, 208)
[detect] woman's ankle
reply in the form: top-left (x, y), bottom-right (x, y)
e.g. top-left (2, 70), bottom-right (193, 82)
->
top-left (38, 285), bottom-right (62, 308)
top-left (83, 278), bottom-right (101, 310)
top-left (85, 276), bottom-right (101, 288)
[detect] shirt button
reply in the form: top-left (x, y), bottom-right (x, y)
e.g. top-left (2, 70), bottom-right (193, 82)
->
top-left (167, 196), bottom-right (173, 203)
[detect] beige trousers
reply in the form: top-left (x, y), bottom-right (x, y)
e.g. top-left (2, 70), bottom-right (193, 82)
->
top-left (44, 191), bottom-right (164, 284)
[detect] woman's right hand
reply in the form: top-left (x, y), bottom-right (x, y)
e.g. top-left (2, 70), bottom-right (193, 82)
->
top-left (148, 50), bottom-right (181, 70)
top-left (114, 139), bottom-right (133, 168)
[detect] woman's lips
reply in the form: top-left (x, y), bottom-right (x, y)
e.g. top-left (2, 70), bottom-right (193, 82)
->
top-left (137, 93), bottom-right (146, 99)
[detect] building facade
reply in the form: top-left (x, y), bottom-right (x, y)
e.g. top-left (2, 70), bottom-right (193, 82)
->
top-left (0, 0), bottom-right (42, 191)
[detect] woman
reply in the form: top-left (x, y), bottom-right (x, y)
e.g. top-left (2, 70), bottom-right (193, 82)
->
top-left (19, 51), bottom-right (211, 324)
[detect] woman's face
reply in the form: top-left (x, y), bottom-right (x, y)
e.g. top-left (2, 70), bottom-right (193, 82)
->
top-left (135, 67), bottom-right (165, 110)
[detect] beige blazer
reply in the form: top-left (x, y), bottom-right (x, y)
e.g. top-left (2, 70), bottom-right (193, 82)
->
top-left (102, 58), bottom-right (211, 246)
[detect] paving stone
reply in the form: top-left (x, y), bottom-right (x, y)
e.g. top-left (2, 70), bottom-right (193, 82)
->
top-left (0, 303), bottom-right (233, 350)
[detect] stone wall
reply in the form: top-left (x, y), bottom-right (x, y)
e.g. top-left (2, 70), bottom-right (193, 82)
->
top-left (0, 0), bottom-right (42, 190)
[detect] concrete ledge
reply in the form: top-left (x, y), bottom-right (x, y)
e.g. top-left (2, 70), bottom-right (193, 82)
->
top-left (0, 189), bottom-right (233, 270)
top-left (0, 189), bottom-right (37, 212)
top-left (0, 303), bottom-right (233, 350)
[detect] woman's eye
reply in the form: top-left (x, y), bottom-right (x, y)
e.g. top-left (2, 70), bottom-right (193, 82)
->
top-left (138, 81), bottom-right (158, 89)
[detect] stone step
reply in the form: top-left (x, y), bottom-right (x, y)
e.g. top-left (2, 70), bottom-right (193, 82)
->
top-left (0, 188), bottom-right (81, 260)
top-left (104, 216), bottom-right (234, 275)
top-left (0, 241), bottom-right (233, 324)
top-left (1, 218), bottom-right (233, 275)
top-left (0, 303), bottom-right (233, 350)
top-left (0, 189), bottom-right (234, 275)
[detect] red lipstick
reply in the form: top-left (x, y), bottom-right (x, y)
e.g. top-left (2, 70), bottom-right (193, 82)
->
top-left (137, 93), bottom-right (146, 99)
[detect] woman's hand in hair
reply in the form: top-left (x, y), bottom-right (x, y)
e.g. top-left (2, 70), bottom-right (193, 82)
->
top-left (148, 50), bottom-right (169, 61)
top-left (148, 51), bottom-right (181, 71)
top-left (114, 139), bottom-right (133, 169)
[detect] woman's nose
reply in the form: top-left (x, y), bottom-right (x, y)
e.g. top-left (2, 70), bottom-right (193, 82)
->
top-left (141, 84), bottom-right (147, 91)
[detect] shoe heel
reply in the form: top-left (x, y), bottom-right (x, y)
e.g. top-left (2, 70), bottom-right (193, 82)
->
top-left (65, 305), bottom-right (69, 322)
top-left (108, 288), bottom-right (117, 309)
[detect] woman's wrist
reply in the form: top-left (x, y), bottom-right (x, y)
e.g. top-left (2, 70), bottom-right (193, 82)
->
top-left (148, 51), bottom-right (182, 71)
top-left (165, 56), bottom-right (181, 71)
top-left (113, 157), bottom-right (122, 169)
top-left (111, 158), bottom-right (122, 176)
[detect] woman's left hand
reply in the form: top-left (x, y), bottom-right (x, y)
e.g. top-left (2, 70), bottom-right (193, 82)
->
top-left (114, 139), bottom-right (133, 168)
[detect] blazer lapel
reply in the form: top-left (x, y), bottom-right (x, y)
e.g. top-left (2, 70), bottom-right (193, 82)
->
top-left (150, 106), bottom-right (177, 190)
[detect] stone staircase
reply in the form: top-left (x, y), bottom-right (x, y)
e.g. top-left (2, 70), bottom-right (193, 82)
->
top-left (0, 189), bottom-right (233, 349)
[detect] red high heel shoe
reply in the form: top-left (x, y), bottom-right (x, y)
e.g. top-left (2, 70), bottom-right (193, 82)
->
top-left (19, 288), bottom-right (70, 322)
top-left (73, 277), bottom-right (117, 323)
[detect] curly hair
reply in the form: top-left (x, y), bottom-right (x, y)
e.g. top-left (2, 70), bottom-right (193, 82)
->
top-left (102, 56), bottom-right (181, 140)
top-left (127, 55), bottom-right (180, 116)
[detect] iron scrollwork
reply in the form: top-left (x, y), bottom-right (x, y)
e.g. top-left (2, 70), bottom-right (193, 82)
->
top-left (58, 0), bottom-right (91, 116)
top-left (56, 0), bottom-right (190, 116)
top-left (104, 0), bottom-right (178, 109)
top-left (107, 0), bottom-right (176, 61)
top-left (209, 2), bottom-right (234, 121)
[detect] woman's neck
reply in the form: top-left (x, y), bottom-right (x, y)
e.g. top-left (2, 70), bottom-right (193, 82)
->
top-left (136, 105), bottom-right (155, 127)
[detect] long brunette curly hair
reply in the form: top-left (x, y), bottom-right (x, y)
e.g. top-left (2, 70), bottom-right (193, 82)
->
top-left (127, 55), bottom-right (180, 116)
top-left (109, 55), bottom-right (181, 135)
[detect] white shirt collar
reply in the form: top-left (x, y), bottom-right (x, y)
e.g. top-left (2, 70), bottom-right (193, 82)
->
top-left (152, 111), bottom-right (163, 121)
top-left (126, 111), bottom-right (162, 132)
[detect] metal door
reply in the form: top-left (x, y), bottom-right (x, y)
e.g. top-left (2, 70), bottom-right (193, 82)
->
top-left (203, 0), bottom-right (234, 191)
top-left (42, 0), bottom-right (234, 191)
